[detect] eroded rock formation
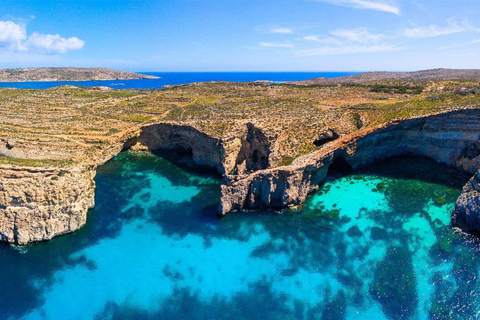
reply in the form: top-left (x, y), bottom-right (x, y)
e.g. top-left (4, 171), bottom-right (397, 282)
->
top-left (0, 166), bottom-right (95, 245)
top-left (234, 123), bottom-right (273, 174)
top-left (1, 109), bottom-right (479, 245)
top-left (313, 128), bottom-right (339, 147)
top-left (135, 123), bottom-right (228, 173)
top-left (452, 170), bottom-right (480, 232)
top-left (220, 109), bottom-right (480, 214)
top-left (0, 122), bottom-right (276, 244)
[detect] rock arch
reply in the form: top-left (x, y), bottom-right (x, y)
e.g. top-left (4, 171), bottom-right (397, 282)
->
top-left (220, 109), bottom-right (480, 215)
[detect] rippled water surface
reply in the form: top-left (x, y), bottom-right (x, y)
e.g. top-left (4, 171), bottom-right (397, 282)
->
top-left (1, 153), bottom-right (479, 319)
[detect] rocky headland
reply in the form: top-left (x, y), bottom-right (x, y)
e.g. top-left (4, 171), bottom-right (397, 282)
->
top-left (1, 69), bottom-right (480, 244)
top-left (291, 68), bottom-right (480, 85)
top-left (0, 67), bottom-right (158, 82)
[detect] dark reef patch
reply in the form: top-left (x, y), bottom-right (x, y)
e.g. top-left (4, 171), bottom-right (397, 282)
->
top-left (370, 246), bottom-right (418, 319)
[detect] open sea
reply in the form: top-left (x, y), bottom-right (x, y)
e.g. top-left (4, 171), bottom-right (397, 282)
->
top-left (1, 152), bottom-right (480, 320)
top-left (0, 72), bottom-right (357, 89)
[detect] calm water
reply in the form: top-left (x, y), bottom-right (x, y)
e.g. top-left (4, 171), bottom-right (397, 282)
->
top-left (0, 72), bottom-right (358, 89)
top-left (1, 153), bottom-right (479, 320)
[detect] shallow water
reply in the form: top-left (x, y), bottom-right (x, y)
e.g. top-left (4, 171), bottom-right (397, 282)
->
top-left (1, 153), bottom-right (479, 320)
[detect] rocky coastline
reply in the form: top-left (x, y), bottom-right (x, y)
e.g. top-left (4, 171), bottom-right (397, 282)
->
top-left (1, 108), bottom-right (479, 245)
top-left (452, 170), bottom-right (480, 233)
top-left (219, 109), bottom-right (480, 214)
top-left (1, 72), bottom-right (480, 245)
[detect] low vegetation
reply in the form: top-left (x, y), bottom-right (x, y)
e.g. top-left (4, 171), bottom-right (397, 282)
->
top-left (0, 78), bottom-right (479, 168)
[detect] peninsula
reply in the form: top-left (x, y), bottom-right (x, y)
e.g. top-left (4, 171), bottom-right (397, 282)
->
top-left (0, 67), bottom-right (158, 82)
top-left (0, 68), bottom-right (479, 245)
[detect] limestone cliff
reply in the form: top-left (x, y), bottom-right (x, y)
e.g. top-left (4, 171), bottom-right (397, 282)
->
top-left (452, 170), bottom-right (480, 232)
top-left (0, 122), bottom-right (275, 244)
top-left (135, 123), bottom-right (230, 174)
top-left (0, 165), bottom-right (95, 245)
top-left (220, 109), bottom-right (480, 214)
top-left (1, 109), bottom-right (479, 245)
top-left (129, 122), bottom-right (274, 176)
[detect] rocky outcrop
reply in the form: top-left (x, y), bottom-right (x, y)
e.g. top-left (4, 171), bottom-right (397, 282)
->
top-left (0, 165), bottom-right (95, 245)
top-left (220, 109), bottom-right (480, 215)
top-left (0, 122), bottom-right (275, 244)
top-left (313, 128), bottom-right (339, 147)
top-left (2, 109), bottom-right (479, 245)
top-left (129, 122), bottom-right (274, 176)
top-left (135, 123), bottom-right (227, 173)
top-left (234, 123), bottom-right (274, 174)
top-left (452, 170), bottom-right (480, 232)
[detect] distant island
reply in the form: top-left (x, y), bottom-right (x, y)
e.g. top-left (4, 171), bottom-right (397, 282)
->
top-left (0, 67), bottom-right (159, 82)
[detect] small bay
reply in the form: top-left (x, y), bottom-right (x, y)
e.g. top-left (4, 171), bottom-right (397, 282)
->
top-left (0, 153), bottom-right (478, 319)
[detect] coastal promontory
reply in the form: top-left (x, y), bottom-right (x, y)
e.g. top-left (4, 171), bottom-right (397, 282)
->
top-left (1, 68), bottom-right (480, 244)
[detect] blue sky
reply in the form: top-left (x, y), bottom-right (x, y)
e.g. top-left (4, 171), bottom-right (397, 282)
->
top-left (0, 0), bottom-right (480, 71)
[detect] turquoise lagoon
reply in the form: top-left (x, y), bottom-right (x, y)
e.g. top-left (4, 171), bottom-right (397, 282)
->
top-left (1, 153), bottom-right (480, 319)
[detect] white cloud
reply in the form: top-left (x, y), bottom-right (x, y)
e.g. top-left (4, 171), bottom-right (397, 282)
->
top-left (299, 27), bottom-right (389, 55)
top-left (255, 25), bottom-right (294, 34)
top-left (259, 42), bottom-right (294, 48)
top-left (330, 27), bottom-right (383, 43)
top-left (0, 20), bottom-right (27, 49)
top-left (403, 18), bottom-right (471, 39)
top-left (317, 0), bottom-right (400, 15)
top-left (438, 38), bottom-right (480, 50)
top-left (270, 27), bottom-right (293, 34)
top-left (0, 20), bottom-right (84, 54)
top-left (26, 32), bottom-right (84, 54)
top-left (296, 44), bottom-right (399, 56)
top-left (302, 35), bottom-right (343, 45)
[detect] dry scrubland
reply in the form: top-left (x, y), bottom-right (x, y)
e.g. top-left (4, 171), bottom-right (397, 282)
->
top-left (1, 80), bottom-right (480, 169)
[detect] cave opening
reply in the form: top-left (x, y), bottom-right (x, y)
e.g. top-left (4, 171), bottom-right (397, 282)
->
top-left (327, 156), bottom-right (353, 175)
top-left (313, 129), bottom-right (339, 147)
top-left (148, 146), bottom-right (222, 177)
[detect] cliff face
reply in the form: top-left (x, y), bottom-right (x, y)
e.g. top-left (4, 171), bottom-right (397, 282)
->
top-left (220, 109), bottom-right (480, 214)
top-left (0, 122), bottom-right (274, 244)
top-left (234, 123), bottom-right (274, 174)
top-left (0, 166), bottom-right (95, 245)
top-left (452, 171), bottom-right (480, 231)
top-left (133, 122), bottom-right (274, 176)
top-left (1, 109), bottom-right (479, 245)
top-left (136, 123), bottom-right (229, 174)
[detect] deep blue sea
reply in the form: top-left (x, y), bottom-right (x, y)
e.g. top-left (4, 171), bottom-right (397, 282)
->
top-left (1, 153), bottom-right (479, 319)
top-left (0, 72), bottom-right (357, 89)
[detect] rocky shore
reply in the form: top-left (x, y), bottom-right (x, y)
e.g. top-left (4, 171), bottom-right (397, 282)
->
top-left (0, 74), bottom-right (479, 245)
top-left (452, 170), bottom-right (480, 232)
top-left (2, 108), bottom-right (479, 245)
top-left (219, 109), bottom-right (480, 215)
top-left (0, 165), bottom-right (95, 244)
